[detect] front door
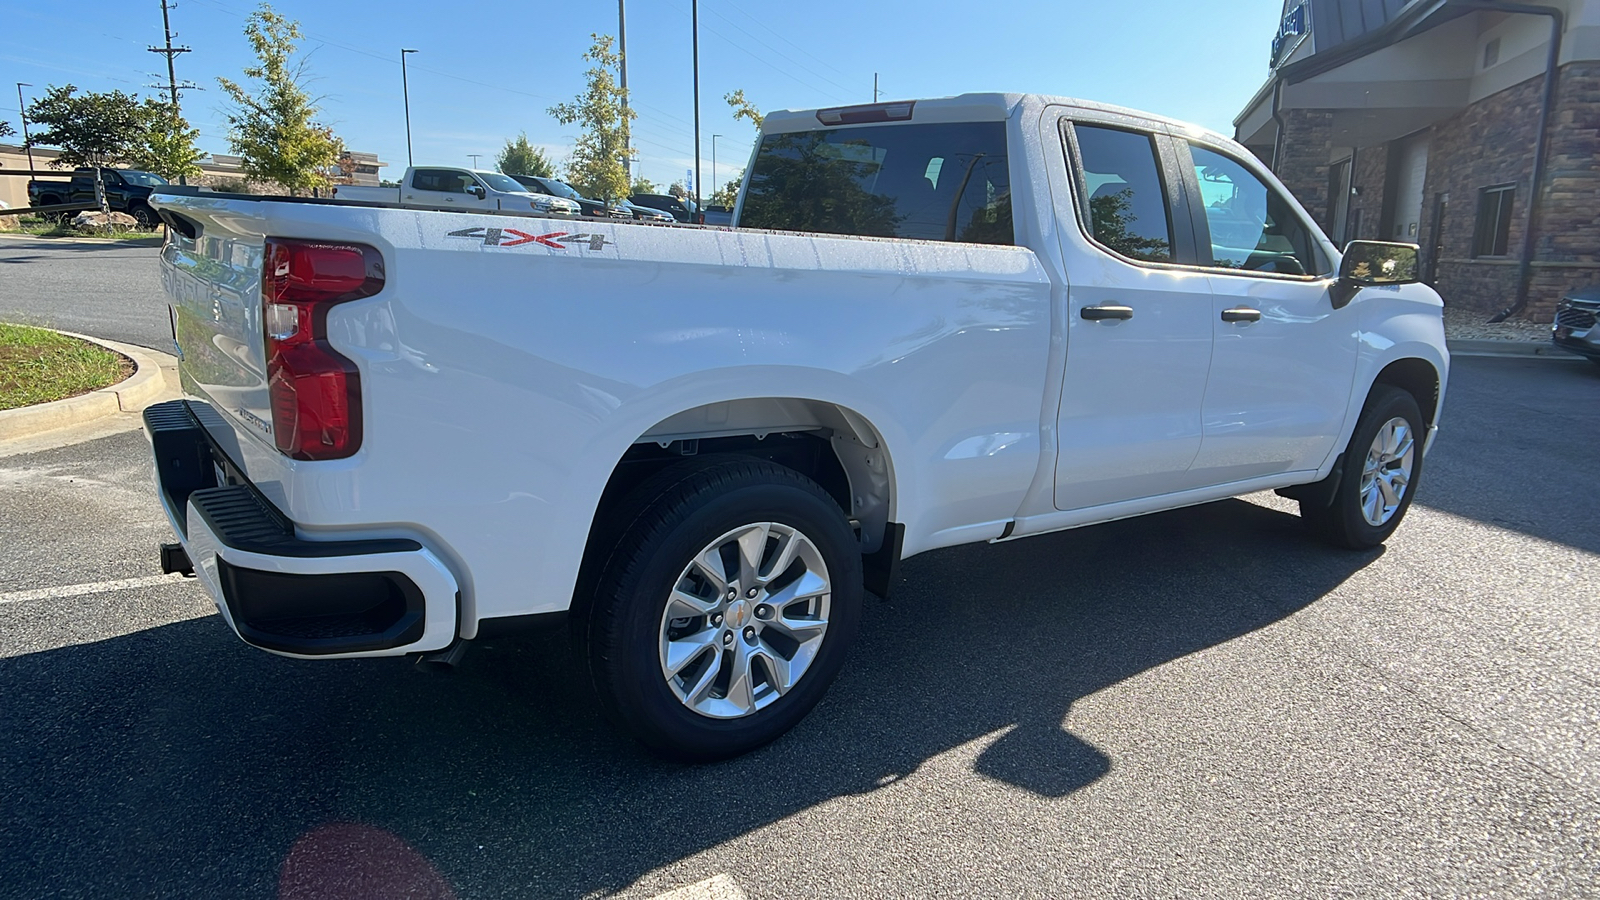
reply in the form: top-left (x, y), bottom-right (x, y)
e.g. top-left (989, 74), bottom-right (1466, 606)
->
top-left (1180, 140), bottom-right (1358, 483)
top-left (1053, 120), bottom-right (1216, 510)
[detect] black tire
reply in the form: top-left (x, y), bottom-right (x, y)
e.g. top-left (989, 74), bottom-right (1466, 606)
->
top-left (582, 458), bottom-right (862, 761)
top-left (1301, 385), bottom-right (1426, 549)
top-left (128, 203), bottom-right (157, 230)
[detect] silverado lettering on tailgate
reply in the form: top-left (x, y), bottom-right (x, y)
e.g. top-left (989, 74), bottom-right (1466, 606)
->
top-left (448, 227), bottom-right (611, 251)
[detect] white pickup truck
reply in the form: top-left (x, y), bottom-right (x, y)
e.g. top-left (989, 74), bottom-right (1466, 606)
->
top-left (332, 165), bottom-right (582, 216)
top-left (145, 93), bottom-right (1447, 760)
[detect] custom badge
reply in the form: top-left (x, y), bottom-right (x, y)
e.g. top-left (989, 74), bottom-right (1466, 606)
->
top-left (448, 227), bottom-right (611, 251)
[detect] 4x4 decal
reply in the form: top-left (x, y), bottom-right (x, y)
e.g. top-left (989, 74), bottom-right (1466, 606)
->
top-left (448, 227), bottom-right (611, 251)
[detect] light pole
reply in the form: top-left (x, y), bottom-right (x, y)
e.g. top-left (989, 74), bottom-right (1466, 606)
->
top-left (15, 83), bottom-right (36, 175)
top-left (619, 0), bottom-right (630, 181)
top-left (468, 154), bottom-right (481, 168)
top-left (401, 49), bottom-right (419, 167)
top-left (711, 134), bottom-right (722, 197)
top-left (692, 0), bottom-right (702, 219)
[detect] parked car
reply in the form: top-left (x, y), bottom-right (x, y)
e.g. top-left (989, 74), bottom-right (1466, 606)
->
top-left (145, 93), bottom-right (1448, 762)
top-left (614, 198), bottom-right (676, 224)
top-left (27, 167), bottom-right (169, 227)
top-left (510, 175), bottom-right (630, 219)
top-left (1552, 285), bottom-right (1600, 366)
top-left (630, 192), bottom-right (702, 224)
top-left (332, 167), bottom-right (580, 216)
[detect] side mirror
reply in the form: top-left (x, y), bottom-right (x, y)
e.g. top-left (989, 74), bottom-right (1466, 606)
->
top-left (1331, 240), bottom-right (1420, 309)
top-left (467, 184), bottom-right (486, 199)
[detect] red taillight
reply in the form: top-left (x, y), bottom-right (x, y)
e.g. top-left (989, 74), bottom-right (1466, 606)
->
top-left (261, 238), bottom-right (383, 460)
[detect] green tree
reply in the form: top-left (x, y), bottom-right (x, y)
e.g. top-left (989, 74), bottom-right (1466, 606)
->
top-left (724, 89), bottom-right (763, 130)
top-left (126, 99), bottom-right (204, 181)
top-left (547, 34), bottom-right (634, 202)
top-left (0, 121), bottom-right (13, 139)
top-left (630, 176), bottom-right (657, 195)
top-left (668, 180), bottom-right (687, 199)
top-left (497, 132), bottom-right (554, 177)
top-left (710, 89), bottom-right (763, 209)
top-left (23, 85), bottom-right (150, 168)
top-left (217, 4), bottom-right (342, 195)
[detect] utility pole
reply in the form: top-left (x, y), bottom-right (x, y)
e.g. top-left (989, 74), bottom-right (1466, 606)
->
top-left (468, 153), bottom-right (481, 168)
top-left (619, 0), bottom-right (630, 182)
top-left (16, 84), bottom-right (36, 175)
top-left (148, 0), bottom-right (200, 183)
top-left (874, 73), bottom-right (881, 102)
top-left (692, 0), bottom-right (702, 219)
top-left (147, 0), bottom-right (196, 111)
top-left (401, 49), bottom-right (419, 167)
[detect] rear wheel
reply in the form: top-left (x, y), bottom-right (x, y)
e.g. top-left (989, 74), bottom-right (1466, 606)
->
top-left (127, 203), bottom-right (157, 230)
top-left (582, 458), bottom-right (862, 761)
top-left (1301, 385), bottom-right (1425, 549)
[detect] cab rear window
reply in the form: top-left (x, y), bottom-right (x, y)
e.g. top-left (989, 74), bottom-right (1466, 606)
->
top-left (740, 121), bottom-right (1013, 245)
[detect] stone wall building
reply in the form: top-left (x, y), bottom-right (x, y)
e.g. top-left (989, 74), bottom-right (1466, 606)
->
top-left (1236, 0), bottom-right (1600, 322)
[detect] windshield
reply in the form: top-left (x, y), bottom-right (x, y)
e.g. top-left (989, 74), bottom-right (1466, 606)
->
top-left (537, 178), bottom-right (584, 201)
top-left (478, 172), bottom-right (529, 194)
top-left (118, 171), bottom-right (170, 187)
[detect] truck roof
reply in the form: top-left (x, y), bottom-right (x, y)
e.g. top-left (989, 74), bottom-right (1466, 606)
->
top-left (758, 92), bottom-right (1232, 148)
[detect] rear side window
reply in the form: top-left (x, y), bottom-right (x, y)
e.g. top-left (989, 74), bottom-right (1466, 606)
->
top-left (412, 169), bottom-right (473, 193)
top-left (740, 121), bottom-right (1013, 245)
top-left (1071, 125), bottom-right (1174, 263)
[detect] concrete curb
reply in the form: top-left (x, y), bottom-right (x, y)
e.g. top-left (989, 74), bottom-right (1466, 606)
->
top-left (0, 330), bottom-right (178, 442)
top-left (1446, 339), bottom-right (1588, 360)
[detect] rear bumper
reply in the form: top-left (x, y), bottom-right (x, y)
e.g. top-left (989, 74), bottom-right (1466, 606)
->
top-left (144, 399), bottom-right (459, 659)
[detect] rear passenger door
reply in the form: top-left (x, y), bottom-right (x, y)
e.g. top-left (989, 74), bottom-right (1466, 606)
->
top-left (1177, 140), bottom-right (1358, 483)
top-left (1052, 116), bottom-right (1216, 511)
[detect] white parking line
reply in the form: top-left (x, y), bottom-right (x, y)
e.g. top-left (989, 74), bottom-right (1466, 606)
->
top-left (647, 873), bottom-right (749, 900)
top-left (0, 574), bottom-right (189, 605)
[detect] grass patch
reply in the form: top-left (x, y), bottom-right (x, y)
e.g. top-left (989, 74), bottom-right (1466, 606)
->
top-left (0, 213), bottom-right (158, 240)
top-left (0, 323), bottom-right (132, 411)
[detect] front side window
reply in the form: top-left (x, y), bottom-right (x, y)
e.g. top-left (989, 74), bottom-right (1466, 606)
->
top-left (1189, 144), bottom-right (1323, 276)
top-left (740, 121), bottom-right (1013, 245)
top-left (1071, 125), bottom-right (1173, 263)
top-left (1474, 184), bottom-right (1515, 257)
top-left (119, 171), bottom-right (169, 187)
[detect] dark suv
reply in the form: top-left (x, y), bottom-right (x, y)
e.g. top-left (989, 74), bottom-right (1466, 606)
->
top-left (510, 175), bottom-right (631, 219)
top-left (27, 167), bottom-right (169, 227)
top-left (1552, 286), bottom-right (1600, 366)
top-left (630, 193), bottom-right (700, 224)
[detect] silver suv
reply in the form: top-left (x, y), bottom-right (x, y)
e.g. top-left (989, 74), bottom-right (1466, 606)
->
top-left (1553, 286), bottom-right (1600, 366)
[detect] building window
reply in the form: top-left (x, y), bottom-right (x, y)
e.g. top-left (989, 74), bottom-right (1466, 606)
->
top-left (1474, 184), bottom-right (1515, 257)
top-left (1483, 37), bottom-right (1500, 69)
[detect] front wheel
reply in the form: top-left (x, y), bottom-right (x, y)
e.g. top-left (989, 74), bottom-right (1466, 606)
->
top-left (1301, 385), bottom-right (1425, 549)
top-left (583, 458), bottom-right (863, 761)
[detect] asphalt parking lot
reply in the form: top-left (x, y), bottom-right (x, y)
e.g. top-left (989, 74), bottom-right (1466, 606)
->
top-left (1, 239), bottom-right (1597, 898)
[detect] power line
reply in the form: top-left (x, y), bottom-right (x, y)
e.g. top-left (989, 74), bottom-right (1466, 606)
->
top-left (699, 22), bottom-right (854, 104)
top-left (715, 0), bottom-right (860, 85)
top-left (701, 6), bottom-right (858, 100)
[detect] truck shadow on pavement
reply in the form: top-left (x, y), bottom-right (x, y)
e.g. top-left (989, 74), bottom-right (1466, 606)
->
top-left (0, 497), bottom-right (1379, 899)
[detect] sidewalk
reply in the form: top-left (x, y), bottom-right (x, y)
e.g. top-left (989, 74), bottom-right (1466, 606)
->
top-left (1442, 307), bottom-right (1578, 359)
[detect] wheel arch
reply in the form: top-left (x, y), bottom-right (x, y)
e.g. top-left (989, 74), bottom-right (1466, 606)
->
top-left (1370, 356), bottom-right (1442, 429)
top-left (568, 397), bottom-right (902, 617)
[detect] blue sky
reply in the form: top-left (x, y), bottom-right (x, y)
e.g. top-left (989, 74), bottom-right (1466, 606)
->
top-left (3, 0), bottom-right (1286, 192)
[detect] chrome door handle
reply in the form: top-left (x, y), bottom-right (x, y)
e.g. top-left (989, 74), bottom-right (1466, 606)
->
top-left (1221, 307), bottom-right (1262, 323)
top-left (1081, 305), bottom-right (1134, 321)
